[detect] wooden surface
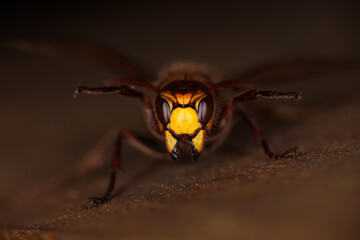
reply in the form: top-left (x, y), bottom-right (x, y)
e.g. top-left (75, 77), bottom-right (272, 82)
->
top-left (1, 1), bottom-right (360, 239)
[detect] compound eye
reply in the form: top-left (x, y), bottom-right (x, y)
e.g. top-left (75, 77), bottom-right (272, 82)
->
top-left (198, 95), bottom-right (214, 124)
top-left (156, 96), bottom-right (171, 125)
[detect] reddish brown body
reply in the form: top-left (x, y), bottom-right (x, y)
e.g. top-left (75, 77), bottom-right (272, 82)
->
top-left (76, 62), bottom-right (301, 205)
top-left (10, 39), bottom-right (352, 206)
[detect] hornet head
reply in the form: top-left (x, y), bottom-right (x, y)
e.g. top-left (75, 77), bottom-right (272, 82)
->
top-left (155, 81), bottom-right (215, 162)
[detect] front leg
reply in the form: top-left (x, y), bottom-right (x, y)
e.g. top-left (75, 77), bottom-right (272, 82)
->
top-left (87, 129), bottom-right (167, 206)
top-left (210, 89), bottom-right (302, 159)
top-left (236, 110), bottom-right (301, 159)
top-left (74, 85), bottom-right (144, 99)
top-left (74, 83), bottom-right (163, 174)
top-left (234, 89), bottom-right (301, 102)
top-left (233, 89), bottom-right (302, 159)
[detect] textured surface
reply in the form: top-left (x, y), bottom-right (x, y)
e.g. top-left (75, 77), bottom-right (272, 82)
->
top-left (1, 1), bottom-right (360, 239)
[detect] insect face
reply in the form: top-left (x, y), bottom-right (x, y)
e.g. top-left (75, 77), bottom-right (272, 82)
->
top-left (155, 81), bottom-right (215, 162)
top-left (71, 55), bottom-right (302, 204)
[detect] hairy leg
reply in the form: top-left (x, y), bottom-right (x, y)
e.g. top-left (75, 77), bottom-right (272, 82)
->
top-left (234, 89), bottom-right (301, 102)
top-left (209, 88), bottom-right (302, 159)
top-left (87, 128), bottom-right (167, 206)
top-left (236, 110), bottom-right (301, 159)
top-left (74, 85), bottom-right (144, 99)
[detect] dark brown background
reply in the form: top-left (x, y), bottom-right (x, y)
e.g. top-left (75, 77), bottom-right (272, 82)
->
top-left (1, 1), bottom-right (360, 239)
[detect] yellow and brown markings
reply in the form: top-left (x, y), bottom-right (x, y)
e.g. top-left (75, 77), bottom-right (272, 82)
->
top-left (160, 91), bottom-right (208, 154)
top-left (164, 130), bottom-right (177, 152)
top-left (161, 92), bottom-right (177, 110)
top-left (175, 93), bottom-right (192, 105)
top-left (192, 130), bottom-right (205, 152)
top-left (161, 92), bottom-right (205, 106)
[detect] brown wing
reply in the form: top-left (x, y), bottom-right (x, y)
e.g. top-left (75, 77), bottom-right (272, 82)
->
top-left (4, 39), bottom-right (152, 79)
top-left (225, 58), bottom-right (359, 88)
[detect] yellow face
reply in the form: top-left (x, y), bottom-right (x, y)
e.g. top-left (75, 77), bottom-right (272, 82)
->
top-left (156, 91), bottom-right (214, 161)
top-left (165, 107), bottom-right (205, 153)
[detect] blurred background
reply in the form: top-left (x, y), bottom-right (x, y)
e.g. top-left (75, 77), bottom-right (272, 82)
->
top-left (1, 0), bottom-right (360, 239)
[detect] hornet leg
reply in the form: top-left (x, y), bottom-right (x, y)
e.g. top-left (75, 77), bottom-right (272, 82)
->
top-left (87, 129), bottom-right (166, 206)
top-left (236, 110), bottom-right (301, 159)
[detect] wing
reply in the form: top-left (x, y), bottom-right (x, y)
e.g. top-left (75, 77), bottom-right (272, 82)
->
top-left (4, 39), bottom-right (152, 79)
top-left (213, 57), bottom-right (360, 119)
top-left (224, 58), bottom-right (359, 88)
